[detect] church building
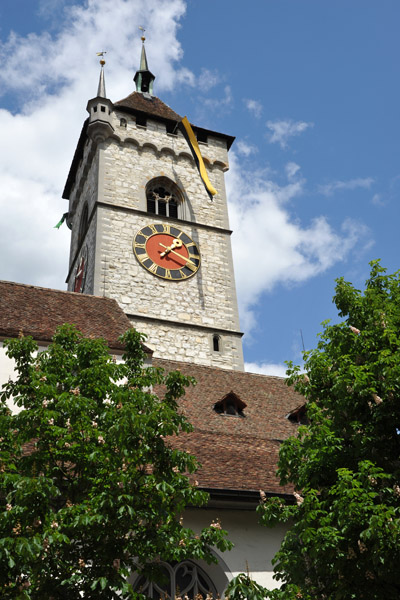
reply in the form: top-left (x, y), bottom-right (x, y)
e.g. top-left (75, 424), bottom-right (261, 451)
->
top-left (0, 40), bottom-right (304, 596)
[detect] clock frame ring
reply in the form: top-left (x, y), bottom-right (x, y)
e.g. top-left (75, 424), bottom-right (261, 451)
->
top-left (133, 223), bottom-right (201, 281)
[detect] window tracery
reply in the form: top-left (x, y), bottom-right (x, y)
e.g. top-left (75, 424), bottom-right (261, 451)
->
top-left (133, 560), bottom-right (217, 600)
top-left (146, 177), bottom-right (183, 219)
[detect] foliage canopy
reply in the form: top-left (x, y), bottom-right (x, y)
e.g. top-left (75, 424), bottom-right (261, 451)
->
top-left (256, 261), bottom-right (400, 599)
top-left (0, 325), bottom-right (231, 599)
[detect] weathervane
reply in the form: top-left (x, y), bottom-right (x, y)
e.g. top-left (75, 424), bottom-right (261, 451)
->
top-left (139, 25), bottom-right (146, 42)
top-left (96, 51), bottom-right (107, 66)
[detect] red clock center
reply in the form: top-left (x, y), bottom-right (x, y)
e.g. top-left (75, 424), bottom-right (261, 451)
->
top-left (146, 234), bottom-right (189, 269)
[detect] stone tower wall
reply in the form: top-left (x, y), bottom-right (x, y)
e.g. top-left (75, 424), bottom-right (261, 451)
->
top-left (66, 107), bottom-right (243, 370)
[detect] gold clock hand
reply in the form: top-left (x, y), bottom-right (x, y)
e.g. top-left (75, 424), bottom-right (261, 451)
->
top-left (158, 242), bottom-right (197, 269)
top-left (160, 238), bottom-right (182, 257)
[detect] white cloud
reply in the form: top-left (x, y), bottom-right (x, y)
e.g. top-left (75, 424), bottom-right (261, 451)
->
top-left (0, 0), bottom-right (190, 289)
top-left (244, 99), bottom-right (262, 118)
top-left (226, 153), bottom-right (369, 334)
top-left (203, 85), bottom-right (233, 112)
top-left (235, 140), bottom-right (258, 157)
top-left (266, 118), bottom-right (313, 149)
top-left (245, 362), bottom-right (287, 377)
top-left (38, 0), bottom-right (75, 21)
top-left (198, 68), bottom-right (219, 92)
top-left (371, 193), bottom-right (384, 206)
top-left (0, 0), bottom-right (190, 102)
top-left (318, 177), bottom-right (374, 196)
top-left (285, 162), bottom-right (301, 181)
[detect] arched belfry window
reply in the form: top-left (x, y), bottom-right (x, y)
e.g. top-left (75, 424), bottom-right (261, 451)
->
top-left (78, 203), bottom-right (89, 247)
top-left (146, 177), bottom-right (183, 219)
top-left (214, 392), bottom-right (246, 417)
top-left (133, 560), bottom-right (217, 599)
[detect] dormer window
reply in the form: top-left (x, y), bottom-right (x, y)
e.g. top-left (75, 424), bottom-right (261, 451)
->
top-left (287, 404), bottom-right (309, 425)
top-left (214, 392), bottom-right (246, 417)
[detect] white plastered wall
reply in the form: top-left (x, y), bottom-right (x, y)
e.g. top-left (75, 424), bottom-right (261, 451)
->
top-left (0, 341), bottom-right (48, 413)
top-left (183, 508), bottom-right (286, 591)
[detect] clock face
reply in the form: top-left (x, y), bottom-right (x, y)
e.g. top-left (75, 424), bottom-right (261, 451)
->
top-left (133, 223), bottom-right (201, 281)
top-left (73, 246), bottom-right (88, 293)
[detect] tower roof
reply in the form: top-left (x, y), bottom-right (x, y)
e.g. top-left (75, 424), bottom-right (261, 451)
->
top-left (115, 91), bottom-right (181, 121)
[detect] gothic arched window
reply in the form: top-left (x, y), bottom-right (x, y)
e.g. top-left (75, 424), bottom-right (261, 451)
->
top-left (133, 560), bottom-right (217, 600)
top-left (78, 203), bottom-right (89, 247)
top-left (146, 177), bottom-right (183, 219)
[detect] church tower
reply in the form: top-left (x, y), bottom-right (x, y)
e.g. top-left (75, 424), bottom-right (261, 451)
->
top-left (64, 43), bottom-right (244, 370)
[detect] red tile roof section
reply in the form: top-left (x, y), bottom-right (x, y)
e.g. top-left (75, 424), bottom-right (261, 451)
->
top-left (115, 91), bottom-right (182, 122)
top-left (0, 281), bottom-right (150, 353)
top-left (154, 359), bottom-right (303, 495)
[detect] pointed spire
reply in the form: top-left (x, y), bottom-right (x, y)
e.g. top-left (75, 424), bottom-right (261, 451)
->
top-left (86, 51), bottom-right (114, 143)
top-left (96, 52), bottom-right (107, 98)
top-left (134, 29), bottom-right (155, 95)
top-left (139, 43), bottom-right (149, 71)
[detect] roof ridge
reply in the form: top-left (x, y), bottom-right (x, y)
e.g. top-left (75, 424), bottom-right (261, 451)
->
top-left (154, 357), bottom-right (287, 380)
top-left (0, 280), bottom-right (117, 302)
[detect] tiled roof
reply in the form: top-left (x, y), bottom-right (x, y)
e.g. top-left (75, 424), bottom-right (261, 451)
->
top-left (154, 359), bottom-right (303, 495)
top-left (0, 281), bottom-right (150, 353)
top-left (115, 91), bottom-right (182, 122)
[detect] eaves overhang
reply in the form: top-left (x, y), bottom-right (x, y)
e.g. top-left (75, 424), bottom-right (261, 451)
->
top-left (198, 487), bottom-right (295, 510)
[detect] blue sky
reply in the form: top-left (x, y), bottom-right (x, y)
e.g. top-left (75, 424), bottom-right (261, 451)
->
top-left (0, 0), bottom-right (399, 374)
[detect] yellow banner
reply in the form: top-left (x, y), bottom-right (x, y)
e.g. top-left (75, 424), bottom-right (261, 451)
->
top-left (180, 116), bottom-right (217, 198)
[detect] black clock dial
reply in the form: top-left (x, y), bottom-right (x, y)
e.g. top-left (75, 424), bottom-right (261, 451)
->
top-left (133, 223), bottom-right (201, 281)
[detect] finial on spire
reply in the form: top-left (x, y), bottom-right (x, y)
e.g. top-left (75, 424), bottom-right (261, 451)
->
top-left (134, 28), bottom-right (155, 95)
top-left (96, 51), bottom-right (107, 98)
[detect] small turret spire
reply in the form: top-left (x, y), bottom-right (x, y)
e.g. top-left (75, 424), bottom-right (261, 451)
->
top-left (139, 34), bottom-right (149, 71)
top-left (86, 52), bottom-right (114, 143)
top-left (96, 51), bottom-right (107, 98)
top-left (134, 28), bottom-right (155, 95)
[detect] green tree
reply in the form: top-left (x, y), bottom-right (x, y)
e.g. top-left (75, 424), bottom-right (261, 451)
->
top-left (256, 261), bottom-right (400, 599)
top-left (0, 325), bottom-right (231, 599)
